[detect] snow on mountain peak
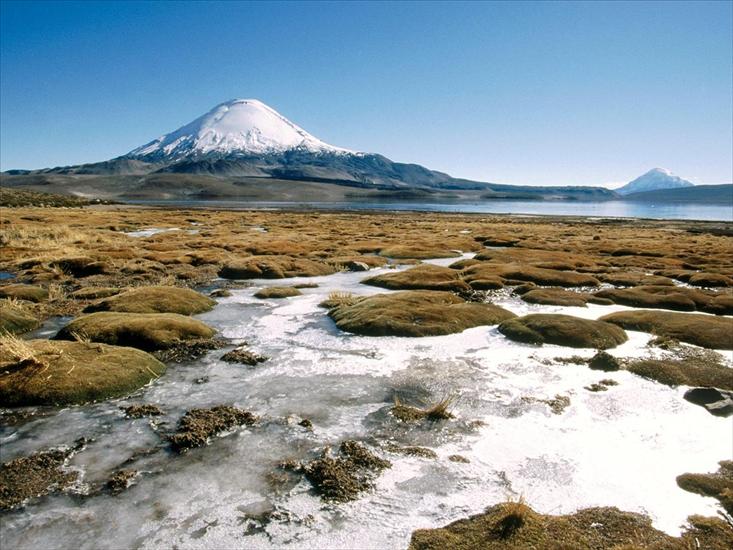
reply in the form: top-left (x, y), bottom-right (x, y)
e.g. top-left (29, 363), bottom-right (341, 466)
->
top-left (616, 167), bottom-right (694, 195)
top-left (128, 99), bottom-right (352, 159)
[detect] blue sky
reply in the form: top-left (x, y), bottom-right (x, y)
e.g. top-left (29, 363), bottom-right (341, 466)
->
top-left (1, 0), bottom-right (731, 186)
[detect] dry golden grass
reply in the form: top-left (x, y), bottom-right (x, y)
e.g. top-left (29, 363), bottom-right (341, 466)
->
top-left (327, 291), bottom-right (359, 307)
top-left (0, 331), bottom-right (43, 365)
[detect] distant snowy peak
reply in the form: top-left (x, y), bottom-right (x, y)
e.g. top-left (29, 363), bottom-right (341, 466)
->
top-left (616, 168), bottom-right (694, 195)
top-left (127, 99), bottom-right (354, 160)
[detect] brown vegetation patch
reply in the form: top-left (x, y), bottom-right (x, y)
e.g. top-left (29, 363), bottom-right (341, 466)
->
top-left (625, 357), bottom-right (733, 390)
top-left (55, 312), bottom-right (216, 351)
top-left (409, 501), bottom-right (733, 550)
top-left (463, 263), bottom-right (600, 288)
top-left (327, 290), bottom-right (516, 337)
top-left (219, 256), bottom-right (335, 279)
top-left (601, 310), bottom-right (733, 350)
top-left (379, 245), bottom-right (461, 259)
top-left (83, 286), bottom-right (215, 315)
top-left (220, 347), bottom-right (269, 366)
top-left (594, 285), bottom-right (733, 315)
top-left (122, 404), bottom-right (163, 418)
top-left (498, 314), bottom-right (628, 349)
top-left (0, 447), bottom-right (78, 511)
top-left (169, 406), bottom-right (257, 452)
top-left (0, 283), bottom-right (48, 302)
top-left (521, 288), bottom-right (607, 307)
top-left (0, 338), bottom-right (166, 407)
top-left (0, 300), bottom-right (39, 334)
top-left (362, 264), bottom-right (471, 293)
top-left (253, 286), bottom-right (302, 299)
top-left (677, 461), bottom-right (733, 515)
top-left (303, 440), bottom-right (391, 502)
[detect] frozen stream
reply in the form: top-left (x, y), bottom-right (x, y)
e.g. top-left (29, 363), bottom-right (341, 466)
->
top-left (1, 256), bottom-right (731, 549)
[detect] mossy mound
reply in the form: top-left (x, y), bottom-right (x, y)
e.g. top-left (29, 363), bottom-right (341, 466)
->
top-left (49, 256), bottom-right (109, 277)
top-left (597, 272), bottom-right (675, 287)
top-left (55, 312), bottom-right (216, 351)
top-left (0, 284), bottom-right (48, 303)
top-left (84, 286), bottom-right (215, 315)
top-left (362, 264), bottom-right (470, 293)
top-left (594, 285), bottom-right (732, 315)
top-left (521, 288), bottom-right (609, 307)
top-left (0, 302), bottom-right (39, 334)
top-left (498, 314), bottom-right (628, 349)
top-left (327, 290), bottom-right (516, 337)
top-left (303, 440), bottom-right (391, 502)
top-left (462, 263), bottom-right (599, 288)
top-left (677, 461), bottom-right (733, 514)
top-left (218, 256), bottom-right (335, 279)
top-left (70, 287), bottom-right (121, 300)
top-left (409, 501), bottom-right (733, 550)
top-left (378, 245), bottom-right (461, 259)
top-left (220, 347), bottom-right (268, 366)
top-left (253, 286), bottom-right (302, 299)
top-left (626, 358), bottom-right (733, 390)
top-left (0, 447), bottom-right (78, 511)
top-left (169, 405), bottom-right (257, 452)
top-left (600, 310), bottom-right (733, 350)
top-left (0, 340), bottom-right (166, 407)
top-left (688, 273), bottom-right (733, 287)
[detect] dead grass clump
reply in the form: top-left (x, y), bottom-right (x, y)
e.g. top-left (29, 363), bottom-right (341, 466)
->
top-left (362, 264), bottom-right (471, 293)
top-left (83, 286), bottom-right (215, 315)
top-left (391, 395), bottom-right (456, 422)
top-left (496, 497), bottom-right (530, 539)
top-left (303, 440), bottom-right (391, 502)
top-left (0, 303), bottom-right (39, 335)
top-left (169, 406), bottom-right (257, 452)
top-left (253, 286), bottom-right (302, 299)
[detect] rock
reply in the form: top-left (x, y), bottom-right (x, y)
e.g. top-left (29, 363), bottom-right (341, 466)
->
top-left (169, 406), bottom-right (257, 452)
top-left (0, 284), bottom-right (48, 302)
top-left (327, 290), bottom-right (516, 337)
top-left (683, 388), bottom-right (733, 417)
top-left (253, 286), bottom-right (302, 299)
top-left (588, 351), bottom-right (621, 371)
top-left (0, 340), bottom-right (166, 407)
top-left (600, 310), bottom-right (733, 350)
top-left (55, 312), bottom-right (216, 351)
top-left (83, 286), bottom-right (215, 315)
top-left (448, 455), bottom-right (470, 463)
top-left (218, 256), bottom-right (335, 279)
top-left (362, 264), bottom-right (471, 293)
top-left (0, 302), bottom-right (39, 334)
top-left (498, 314), bottom-right (628, 349)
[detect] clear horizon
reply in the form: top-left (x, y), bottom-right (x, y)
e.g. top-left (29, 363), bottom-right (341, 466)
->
top-left (1, 1), bottom-right (731, 187)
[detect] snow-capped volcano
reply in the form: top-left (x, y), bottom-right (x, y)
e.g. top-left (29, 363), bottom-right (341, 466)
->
top-left (127, 99), bottom-right (352, 160)
top-left (616, 168), bottom-right (694, 195)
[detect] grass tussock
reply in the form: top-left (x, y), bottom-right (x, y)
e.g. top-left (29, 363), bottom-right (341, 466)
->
top-left (392, 394), bottom-right (456, 422)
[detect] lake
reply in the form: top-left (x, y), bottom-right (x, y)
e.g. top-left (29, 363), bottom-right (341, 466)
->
top-left (128, 199), bottom-right (733, 221)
